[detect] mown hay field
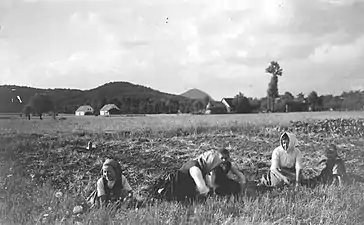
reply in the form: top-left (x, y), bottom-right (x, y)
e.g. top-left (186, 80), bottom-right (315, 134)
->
top-left (1, 111), bottom-right (364, 224)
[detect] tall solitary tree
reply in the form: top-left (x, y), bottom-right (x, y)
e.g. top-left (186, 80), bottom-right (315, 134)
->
top-left (265, 61), bottom-right (283, 112)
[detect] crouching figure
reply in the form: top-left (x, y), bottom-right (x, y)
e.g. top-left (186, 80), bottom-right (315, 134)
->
top-left (261, 132), bottom-right (303, 189)
top-left (149, 148), bottom-right (246, 202)
top-left (176, 148), bottom-right (246, 201)
top-left (314, 143), bottom-right (364, 186)
top-left (315, 144), bottom-right (347, 186)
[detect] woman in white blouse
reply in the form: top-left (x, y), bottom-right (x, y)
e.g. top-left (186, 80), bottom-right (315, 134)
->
top-left (263, 132), bottom-right (303, 189)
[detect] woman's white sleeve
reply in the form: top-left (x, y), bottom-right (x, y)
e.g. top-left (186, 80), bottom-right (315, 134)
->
top-left (121, 175), bottom-right (132, 192)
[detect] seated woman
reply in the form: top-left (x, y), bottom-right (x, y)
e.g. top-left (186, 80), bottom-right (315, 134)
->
top-left (176, 148), bottom-right (246, 201)
top-left (261, 132), bottom-right (303, 189)
top-left (95, 158), bottom-right (133, 207)
top-left (315, 144), bottom-right (347, 186)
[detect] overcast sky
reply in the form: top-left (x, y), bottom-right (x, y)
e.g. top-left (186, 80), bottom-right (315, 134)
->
top-left (1, 0), bottom-right (364, 100)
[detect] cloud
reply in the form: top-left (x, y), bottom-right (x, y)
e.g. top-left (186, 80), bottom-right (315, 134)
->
top-left (122, 40), bottom-right (149, 49)
top-left (288, 0), bottom-right (364, 39)
top-left (1, 0), bottom-right (364, 99)
top-left (22, 0), bottom-right (112, 2)
top-left (22, 0), bottom-right (39, 3)
top-left (320, 0), bottom-right (364, 6)
top-left (309, 35), bottom-right (364, 64)
top-left (44, 12), bottom-right (125, 74)
top-left (0, 39), bottom-right (20, 84)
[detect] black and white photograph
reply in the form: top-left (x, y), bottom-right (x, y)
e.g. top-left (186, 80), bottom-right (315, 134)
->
top-left (1, 0), bottom-right (364, 224)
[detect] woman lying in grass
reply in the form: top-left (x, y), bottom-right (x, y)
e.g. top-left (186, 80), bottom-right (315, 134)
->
top-left (261, 132), bottom-right (303, 190)
top-left (176, 148), bottom-right (246, 200)
top-left (88, 158), bottom-right (134, 208)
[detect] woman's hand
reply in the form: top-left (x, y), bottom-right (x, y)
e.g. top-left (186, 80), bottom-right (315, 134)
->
top-left (123, 191), bottom-right (133, 202)
top-left (240, 182), bottom-right (246, 194)
top-left (282, 176), bottom-right (290, 185)
top-left (294, 182), bottom-right (299, 191)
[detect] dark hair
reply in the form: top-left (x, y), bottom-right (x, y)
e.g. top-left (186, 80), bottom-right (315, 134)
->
top-left (281, 133), bottom-right (289, 140)
top-left (325, 144), bottom-right (338, 157)
top-left (100, 158), bottom-right (123, 178)
top-left (216, 148), bottom-right (230, 157)
top-left (329, 144), bottom-right (337, 151)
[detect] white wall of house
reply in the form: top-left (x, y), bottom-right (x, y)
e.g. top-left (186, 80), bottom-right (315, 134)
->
top-left (100, 110), bottom-right (109, 116)
top-left (221, 99), bottom-right (232, 113)
top-left (75, 107), bottom-right (93, 116)
top-left (75, 111), bottom-right (85, 116)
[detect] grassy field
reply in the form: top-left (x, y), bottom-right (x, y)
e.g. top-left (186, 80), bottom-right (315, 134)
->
top-left (1, 111), bottom-right (364, 224)
top-left (1, 111), bottom-right (364, 134)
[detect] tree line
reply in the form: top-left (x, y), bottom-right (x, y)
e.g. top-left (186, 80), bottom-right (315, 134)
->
top-left (231, 61), bottom-right (364, 113)
top-left (21, 93), bottom-right (209, 118)
top-left (22, 88), bottom-right (364, 118)
top-left (4, 64), bottom-right (363, 118)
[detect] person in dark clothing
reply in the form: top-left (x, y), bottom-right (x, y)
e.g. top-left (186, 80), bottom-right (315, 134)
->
top-left (176, 148), bottom-right (246, 201)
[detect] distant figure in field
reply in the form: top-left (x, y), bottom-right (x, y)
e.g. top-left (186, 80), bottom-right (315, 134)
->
top-left (261, 132), bottom-right (303, 189)
top-left (88, 159), bottom-right (134, 208)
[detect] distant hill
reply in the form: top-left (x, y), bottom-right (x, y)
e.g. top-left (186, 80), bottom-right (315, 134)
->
top-left (180, 88), bottom-right (214, 101)
top-left (0, 82), bottom-right (198, 114)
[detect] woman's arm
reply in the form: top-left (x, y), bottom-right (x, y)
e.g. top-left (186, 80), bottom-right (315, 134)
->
top-left (189, 166), bottom-right (211, 195)
top-left (270, 150), bottom-right (291, 184)
top-left (99, 196), bottom-right (107, 207)
top-left (121, 175), bottom-right (133, 199)
top-left (230, 163), bottom-right (246, 186)
top-left (295, 150), bottom-right (303, 184)
top-left (121, 175), bottom-right (132, 191)
top-left (271, 169), bottom-right (291, 184)
top-left (96, 178), bottom-right (107, 207)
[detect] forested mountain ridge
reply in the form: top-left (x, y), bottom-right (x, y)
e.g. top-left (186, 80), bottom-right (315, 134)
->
top-left (0, 82), bottom-right (203, 114)
top-left (180, 88), bottom-right (214, 101)
top-left (1, 81), bottom-right (363, 115)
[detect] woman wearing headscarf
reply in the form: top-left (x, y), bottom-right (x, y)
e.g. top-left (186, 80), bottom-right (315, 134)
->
top-left (176, 148), bottom-right (246, 200)
top-left (262, 132), bottom-right (303, 189)
top-left (96, 158), bottom-right (133, 207)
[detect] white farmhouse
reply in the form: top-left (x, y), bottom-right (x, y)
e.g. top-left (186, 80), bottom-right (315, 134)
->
top-left (221, 98), bottom-right (235, 113)
top-left (75, 105), bottom-right (94, 116)
top-left (100, 104), bottom-right (120, 116)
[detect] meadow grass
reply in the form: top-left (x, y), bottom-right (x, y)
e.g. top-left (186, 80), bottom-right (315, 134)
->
top-left (1, 111), bottom-right (364, 135)
top-left (1, 112), bottom-right (364, 224)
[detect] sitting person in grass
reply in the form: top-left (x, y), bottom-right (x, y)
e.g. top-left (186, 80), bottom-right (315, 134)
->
top-left (309, 144), bottom-right (348, 187)
top-left (88, 158), bottom-right (134, 208)
top-left (176, 148), bottom-right (246, 201)
top-left (261, 132), bottom-right (303, 190)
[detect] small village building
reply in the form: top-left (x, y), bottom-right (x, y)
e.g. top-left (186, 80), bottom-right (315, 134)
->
top-left (75, 105), bottom-right (94, 116)
top-left (205, 101), bottom-right (227, 114)
top-left (221, 98), bottom-right (235, 113)
top-left (100, 104), bottom-right (120, 116)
